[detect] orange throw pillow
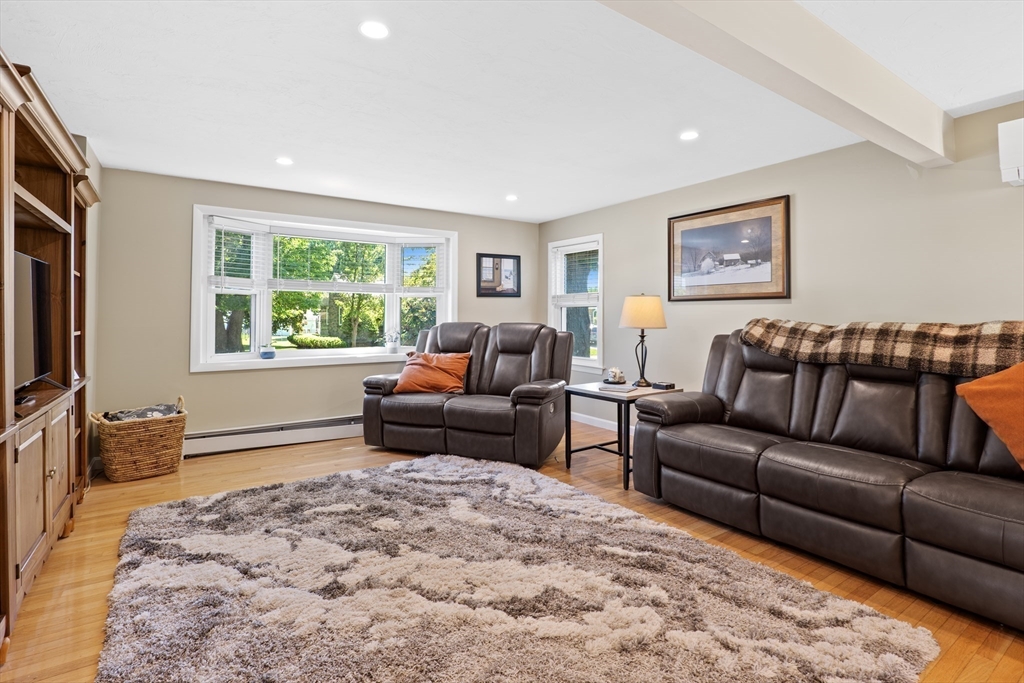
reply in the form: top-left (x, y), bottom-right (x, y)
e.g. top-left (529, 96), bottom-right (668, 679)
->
top-left (393, 352), bottom-right (471, 394)
top-left (956, 362), bottom-right (1024, 468)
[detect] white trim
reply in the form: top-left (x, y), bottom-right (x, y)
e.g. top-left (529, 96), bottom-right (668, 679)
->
top-left (548, 233), bottom-right (603, 370)
top-left (183, 422), bottom-right (363, 456)
top-left (570, 411), bottom-right (635, 440)
top-left (190, 204), bottom-right (458, 373)
top-left (197, 204), bottom-right (456, 241)
top-left (192, 350), bottom-right (409, 372)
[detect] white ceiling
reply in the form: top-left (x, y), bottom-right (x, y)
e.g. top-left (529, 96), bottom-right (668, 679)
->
top-left (798, 0), bottom-right (1024, 117)
top-left (0, 0), bottom-right (863, 223)
top-left (4, 2), bottom-right (1020, 223)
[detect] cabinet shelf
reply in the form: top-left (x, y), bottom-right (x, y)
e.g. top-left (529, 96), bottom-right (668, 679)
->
top-left (12, 381), bottom-right (68, 424)
top-left (14, 182), bottom-right (71, 234)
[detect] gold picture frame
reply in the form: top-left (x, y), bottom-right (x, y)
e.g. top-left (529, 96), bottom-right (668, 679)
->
top-left (668, 195), bottom-right (790, 301)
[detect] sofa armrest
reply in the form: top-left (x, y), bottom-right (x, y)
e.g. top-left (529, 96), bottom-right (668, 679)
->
top-left (635, 391), bottom-right (724, 426)
top-left (363, 373), bottom-right (402, 396)
top-left (510, 379), bottom-right (566, 405)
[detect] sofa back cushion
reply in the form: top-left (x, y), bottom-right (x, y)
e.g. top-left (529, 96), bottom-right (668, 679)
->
top-left (477, 323), bottom-right (557, 396)
top-left (422, 322), bottom-right (489, 394)
top-left (711, 331), bottom-right (819, 439)
top-left (704, 330), bottom-right (1021, 479)
top-left (948, 379), bottom-right (1023, 479)
top-left (811, 364), bottom-right (919, 460)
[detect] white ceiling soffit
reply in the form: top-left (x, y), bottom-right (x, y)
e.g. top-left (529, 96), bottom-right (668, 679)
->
top-left (600, 1), bottom-right (956, 168)
top-left (0, 1), bottom-right (860, 223)
top-left (798, 0), bottom-right (1024, 118)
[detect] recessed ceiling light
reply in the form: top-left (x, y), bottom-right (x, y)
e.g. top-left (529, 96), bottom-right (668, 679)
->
top-left (506, 195), bottom-right (518, 202)
top-left (276, 157), bottom-right (294, 166)
top-left (741, 239), bottom-right (750, 243)
top-left (679, 130), bottom-right (699, 141)
top-left (359, 21), bottom-right (389, 39)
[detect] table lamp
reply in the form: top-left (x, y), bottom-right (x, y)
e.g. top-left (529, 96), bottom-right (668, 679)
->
top-left (619, 294), bottom-right (667, 387)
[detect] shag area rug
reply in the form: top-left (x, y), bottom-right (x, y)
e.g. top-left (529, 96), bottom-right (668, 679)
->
top-left (98, 456), bottom-right (939, 683)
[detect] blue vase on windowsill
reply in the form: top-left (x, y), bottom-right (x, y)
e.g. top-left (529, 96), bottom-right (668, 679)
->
top-left (259, 345), bottom-right (276, 359)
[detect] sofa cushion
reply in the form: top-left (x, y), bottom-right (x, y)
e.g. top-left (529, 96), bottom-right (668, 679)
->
top-left (443, 395), bottom-right (516, 435)
top-left (657, 424), bottom-right (793, 492)
top-left (955, 362), bottom-right (1024, 467)
top-left (394, 352), bottom-right (471, 394)
top-left (758, 442), bottom-right (939, 532)
top-left (904, 471), bottom-right (1024, 572)
top-left (380, 393), bottom-right (455, 427)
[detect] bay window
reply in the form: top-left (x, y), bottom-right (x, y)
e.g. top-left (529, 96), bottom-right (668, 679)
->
top-left (191, 205), bottom-right (456, 371)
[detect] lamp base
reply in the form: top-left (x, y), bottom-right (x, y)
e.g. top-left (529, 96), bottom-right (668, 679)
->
top-left (633, 378), bottom-right (652, 388)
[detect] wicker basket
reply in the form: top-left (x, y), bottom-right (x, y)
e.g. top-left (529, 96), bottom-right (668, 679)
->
top-left (89, 396), bottom-right (187, 483)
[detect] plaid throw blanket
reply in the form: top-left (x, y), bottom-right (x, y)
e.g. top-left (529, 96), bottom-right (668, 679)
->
top-left (741, 319), bottom-right (1024, 378)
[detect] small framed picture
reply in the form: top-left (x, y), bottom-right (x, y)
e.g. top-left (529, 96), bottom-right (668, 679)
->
top-left (476, 253), bottom-right (521, 297)
top-left (668, 195), bottom-right (790, 301)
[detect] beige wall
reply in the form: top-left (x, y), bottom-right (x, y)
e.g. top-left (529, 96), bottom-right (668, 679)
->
top-left (95, 103), bottom-right (1023, 432)
top-left (539, 103), bottom-right (1024, 423)
top-left (94, 171), bottom-right (541, 432)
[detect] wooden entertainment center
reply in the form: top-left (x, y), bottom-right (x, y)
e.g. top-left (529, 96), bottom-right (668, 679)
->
top-left (0, 50), bottom-right (99, 662)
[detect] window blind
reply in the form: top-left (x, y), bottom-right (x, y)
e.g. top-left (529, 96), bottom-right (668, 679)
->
top-left (206, 216), bottom-right (446, 295)
top-left (550, 240), bottom-right (600, 308)
top-left (207, 216), bottom-right (269, 292)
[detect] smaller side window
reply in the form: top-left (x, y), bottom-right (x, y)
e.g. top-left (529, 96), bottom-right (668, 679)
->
top-left (548, 234), bottom-right (602, 368)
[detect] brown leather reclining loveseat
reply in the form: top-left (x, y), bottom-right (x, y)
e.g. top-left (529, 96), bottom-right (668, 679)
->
top-left (363, 321), bottom-right (572, 466)
top-left (632, 330), bottom-right (1024, 629)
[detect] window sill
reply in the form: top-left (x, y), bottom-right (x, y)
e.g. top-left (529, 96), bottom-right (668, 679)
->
top-left (571, 360), bottom-right (604, 374)
top-left (191, 348), bottom-right (411, 373)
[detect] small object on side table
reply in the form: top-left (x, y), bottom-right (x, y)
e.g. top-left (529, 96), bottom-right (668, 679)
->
top-left (604, 366), bottom-right (626, 384)
top-left (652, 381), bottom-right (675, 390)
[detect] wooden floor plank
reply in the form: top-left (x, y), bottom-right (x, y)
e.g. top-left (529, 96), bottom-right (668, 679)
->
top-left (0, 423), bottom-right (1018, 682)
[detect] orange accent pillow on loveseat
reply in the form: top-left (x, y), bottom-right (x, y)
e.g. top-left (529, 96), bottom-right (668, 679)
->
top-left (393, 352), bottom-right (472, 394)
top-left (956, 362), bottom-right (1024, 468)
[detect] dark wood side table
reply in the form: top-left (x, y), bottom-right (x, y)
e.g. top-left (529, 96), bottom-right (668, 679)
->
top-left (564, 382), bottom-right (684, 490)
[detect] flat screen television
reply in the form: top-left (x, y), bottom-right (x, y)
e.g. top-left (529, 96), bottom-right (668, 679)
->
top-left (14, 251), bottom-right (52, 392)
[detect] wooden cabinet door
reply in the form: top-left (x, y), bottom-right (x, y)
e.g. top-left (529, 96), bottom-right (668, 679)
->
top-left (47, 404), bottom-right (72, 535)
top-left (14, 423), bottom-right (47, 598)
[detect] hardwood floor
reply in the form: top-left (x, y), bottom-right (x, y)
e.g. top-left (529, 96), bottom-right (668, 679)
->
top-left (2, 422), bottom-right (1021, 682)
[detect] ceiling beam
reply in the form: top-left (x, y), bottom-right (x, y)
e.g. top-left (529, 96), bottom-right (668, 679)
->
top-left (599, 0), bottom-right (955, 167)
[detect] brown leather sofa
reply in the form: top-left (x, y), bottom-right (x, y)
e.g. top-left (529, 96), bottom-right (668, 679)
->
top-left (363, 322), bottom-right (573, 466)
top-left (633, 330), bottom-right (1024, 630)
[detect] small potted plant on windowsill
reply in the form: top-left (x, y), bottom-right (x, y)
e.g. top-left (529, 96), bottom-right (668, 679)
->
top-left (259, 344), bottom-right (276, 359)
top-left (384, 332), bottom-right (401, 353)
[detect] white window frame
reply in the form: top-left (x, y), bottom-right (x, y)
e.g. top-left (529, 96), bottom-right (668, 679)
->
top-left (190, 204), bottom-right (458, 372)
top-left (548, 233), bottom-right (603, 371)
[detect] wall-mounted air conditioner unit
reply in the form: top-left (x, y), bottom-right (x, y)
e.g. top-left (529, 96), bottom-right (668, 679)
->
top-left (998, 118), bottom-right (1023, 186)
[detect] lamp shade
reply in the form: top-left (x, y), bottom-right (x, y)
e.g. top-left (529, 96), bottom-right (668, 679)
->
top-left (619, 295), bottom-right (666, 329)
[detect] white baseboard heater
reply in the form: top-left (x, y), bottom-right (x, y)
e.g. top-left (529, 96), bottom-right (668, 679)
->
top-left (183, 415), bottom-right (364, 458)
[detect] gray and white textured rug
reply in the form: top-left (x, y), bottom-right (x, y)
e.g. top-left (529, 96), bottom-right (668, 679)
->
top-left (98, 455), bottom-right (939, 683)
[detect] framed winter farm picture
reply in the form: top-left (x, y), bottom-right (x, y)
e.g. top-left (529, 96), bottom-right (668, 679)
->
top-left (476, 253), bottom-right (521, 297)
top-left (668, 195), bottom-right (790, 301)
